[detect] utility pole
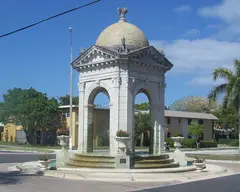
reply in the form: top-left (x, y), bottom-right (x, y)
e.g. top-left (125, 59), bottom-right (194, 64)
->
top-left (69, 27), bottom-right (73, 150)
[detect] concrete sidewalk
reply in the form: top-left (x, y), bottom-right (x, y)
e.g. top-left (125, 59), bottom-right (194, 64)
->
top-left (8, 161), bottom-right (234, 183)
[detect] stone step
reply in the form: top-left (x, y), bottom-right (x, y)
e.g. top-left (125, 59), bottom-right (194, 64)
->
top-left (135, 158), bottom-right (174, 164)
top-left (65, 160), bottom-right (115, 169)
top-left (71, 156), bottom-right (115, 163)
top-left (74, 153), bottom-right (115, 159)
top-left (134, 162), bottom-right (179, 169)
top-left (134, 154), bottom-right (170, 161)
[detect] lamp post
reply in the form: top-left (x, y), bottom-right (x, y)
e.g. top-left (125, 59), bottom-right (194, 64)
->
top-left (69, 27), bottom-right (73, 150)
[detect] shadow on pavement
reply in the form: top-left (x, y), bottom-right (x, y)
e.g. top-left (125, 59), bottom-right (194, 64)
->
top-left (0, 171), bottom-right (39, 185)
top-left (133, 174), bottom-right (240, 192)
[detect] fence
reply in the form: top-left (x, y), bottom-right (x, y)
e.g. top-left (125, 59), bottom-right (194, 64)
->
top-left (16, 130), bottom-right (27, 144)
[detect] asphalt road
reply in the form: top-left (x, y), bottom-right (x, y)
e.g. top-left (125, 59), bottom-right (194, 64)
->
top-left (0, 151), bottom-right (56, 163)
top-left (0, 170), bottom-right (239, 192)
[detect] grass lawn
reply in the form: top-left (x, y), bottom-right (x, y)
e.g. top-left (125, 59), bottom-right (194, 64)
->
top-left (0, 146), bottom-right (54, 153)
top-left (0, 141), bottom-right (60, 153)
top-left (186, 154), bottom-right (240, 161)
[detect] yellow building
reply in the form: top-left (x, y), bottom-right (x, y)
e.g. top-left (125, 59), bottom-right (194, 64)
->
top-left (58, 105), bottom-right (79, 148)
top-left (1, 123), bottom-right (23, 142)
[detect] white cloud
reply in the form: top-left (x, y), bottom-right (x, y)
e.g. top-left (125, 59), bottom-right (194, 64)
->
top-left (173, 5), bottom-right (191, 13)
top-left (198, 0), bottom-right (240, 23)
top-left (198, 0), bottom-right (240, 41)
top-left (150, 39), bottom-right (240, 85)
top-left (184, 29), bottom-right (200, 37)
top-left (187, 76), bottom-right (226, 86)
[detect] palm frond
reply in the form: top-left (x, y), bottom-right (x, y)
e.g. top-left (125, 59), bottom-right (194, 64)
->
top-left (234, 59), bottom-right (240, 76)
top-left (208, 83), bottom-right (227, 101)
top-left (212, 67), bottom-right (234, 82)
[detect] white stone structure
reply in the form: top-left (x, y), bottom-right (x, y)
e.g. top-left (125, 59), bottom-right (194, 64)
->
top-left (72, 8), bottom-right (173, 155)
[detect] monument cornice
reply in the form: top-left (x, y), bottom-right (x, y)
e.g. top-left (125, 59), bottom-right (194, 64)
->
top-left (72, 45), bottom-right (172, 72)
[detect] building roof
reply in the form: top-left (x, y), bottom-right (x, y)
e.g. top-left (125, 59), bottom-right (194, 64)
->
top-left (164, 110), bottom-right (218, 120)
top-left (95, 8), bottom-right (149, 50)
top-left (136, 110), bottom-right (218, 120)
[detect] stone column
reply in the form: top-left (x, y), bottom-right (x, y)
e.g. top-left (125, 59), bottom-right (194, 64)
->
top-left (158, 80), bottom-right (166, 154)
top-left (118, 76), bottom-right (134, 154)
top-left (151, 81), bottom-right (165, 155)
top-left (82, 104), bottom-right (94, 153)
top-left (109, 77), bottom-right (120, 155)
top-left (77, 81), bottom-right (85, 153)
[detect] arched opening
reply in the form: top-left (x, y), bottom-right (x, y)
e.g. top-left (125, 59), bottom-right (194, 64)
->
top-left (88, 87), bottom-right (110, 151)
top-left (134, 88), bottom-right (152, 153)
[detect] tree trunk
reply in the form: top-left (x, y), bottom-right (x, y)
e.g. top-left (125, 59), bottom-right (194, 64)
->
top-left (140, 132), bottom-right (144, 147)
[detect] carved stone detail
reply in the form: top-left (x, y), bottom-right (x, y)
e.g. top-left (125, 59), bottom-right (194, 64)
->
top-left (95, 80), bottom-right (100, 86)
top-left (112, 76), bottom-right (121, 87)
top-left (158, 81), bottom-right (165, 88)
top-left (121, 76), bottom-right (130, 87)
top-left (78, 81), bottom-right (85, 91)
top-left (117, 7), bottom-right (128, 22)
top-left (144, 77), bottom-right (149, 86)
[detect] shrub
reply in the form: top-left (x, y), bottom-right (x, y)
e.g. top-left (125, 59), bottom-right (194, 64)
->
top-left (173, 132), bottom-right (183, 137)
top-left (218, 139), bottom-right (239, 146)
top-left (165, 138), bottom-right (174, 148)
top-left (200, 140), bottom-right (217, 148)
top-left (188, 123), bottom-right (203, 139)
top-left (39, 153), bottom-right (51, 161)
top-left (182, 139), bottom-right (196, 148)
top-left (97, 130), bottom-right (109, 146)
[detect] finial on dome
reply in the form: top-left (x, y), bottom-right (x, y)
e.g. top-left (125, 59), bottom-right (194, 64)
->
top-left (117, 7), bottom-right (128, 22)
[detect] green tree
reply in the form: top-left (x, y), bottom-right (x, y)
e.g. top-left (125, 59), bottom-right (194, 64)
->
top-left (135, 102), bottom-right (150, 110)
top-left (58, 94), bottom-right (79, 105)
top-left (0, 88), bottom-right (60, 143)
top-left (135, 112), bottom-right (151, 146)
top-left (135, 102), bottom-right (168, 110)
top-left (188, 123), bottom-right (203, 139)
top-left (214, 106), bottom-right (238, 130)
top-left (208, 60), bottom-right (240, 151)
top-left (169, 96), bottom-right (219, 113)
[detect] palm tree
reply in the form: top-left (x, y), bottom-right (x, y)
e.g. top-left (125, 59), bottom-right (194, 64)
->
top-left (208, 59), bottom-right (240, 153)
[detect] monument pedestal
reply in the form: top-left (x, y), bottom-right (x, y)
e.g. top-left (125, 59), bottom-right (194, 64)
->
top-left (170, 150), bottom-right (186, 166)
top-left (115, 155), bottom-right (131, 169)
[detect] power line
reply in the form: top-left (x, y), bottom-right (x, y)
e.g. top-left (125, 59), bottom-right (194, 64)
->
top-left (0, 0), bottom-right (101, 39)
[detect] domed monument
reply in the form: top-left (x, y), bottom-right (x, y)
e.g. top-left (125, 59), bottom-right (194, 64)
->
top-left (69, 7), bottom-right (174, 169)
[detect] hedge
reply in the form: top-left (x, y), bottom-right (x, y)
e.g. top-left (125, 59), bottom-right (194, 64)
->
top-left (218, 139), bottom-right (239, 146)
top-left (200, 140), bottom-right (217, 148)
top-left (164, 138), bottom-right (217, 148)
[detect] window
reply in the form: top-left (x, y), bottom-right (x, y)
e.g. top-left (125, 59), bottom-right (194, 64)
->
top-left (167, 132), bottom-right (171, 138)
top-left (198, 119), bottom-right (203, 125)
top-left (62, 112), bottom-right (70, 118)
top-left (167, 117), bottom-right (171, 124)
top-left (178, 118), bottom-right (181, 123)
top-left (188, 118), bottom-right (192, 125)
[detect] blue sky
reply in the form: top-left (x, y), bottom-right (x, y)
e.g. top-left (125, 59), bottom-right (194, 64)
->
top-left (0, 0), bottom-right (239, 107)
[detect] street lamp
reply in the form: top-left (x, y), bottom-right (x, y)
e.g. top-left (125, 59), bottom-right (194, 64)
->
top-left (69, 27), bottom-right (73, 150)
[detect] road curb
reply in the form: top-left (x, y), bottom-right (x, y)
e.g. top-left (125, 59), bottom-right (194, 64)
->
top-left (43, 164), bottom-right (229, 182)
top-left (186, 157), bottom-right (240, 164)
top-left (205, 159), bottom-right (240, 164)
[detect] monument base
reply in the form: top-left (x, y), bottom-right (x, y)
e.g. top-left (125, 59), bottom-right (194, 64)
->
top-left (169, 150), bottom-right (186, 166)
top-left (115, 155), bottom-right (131, 169)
